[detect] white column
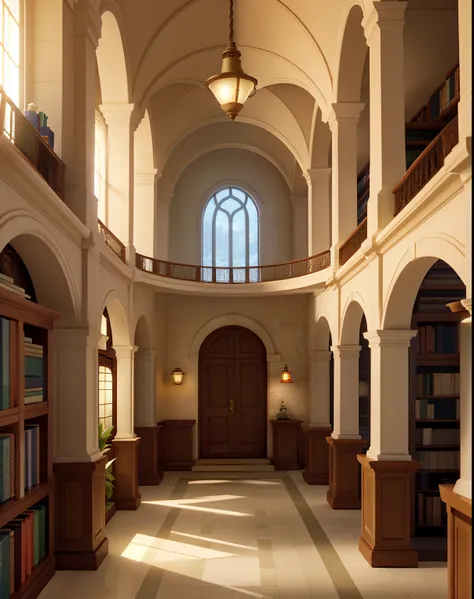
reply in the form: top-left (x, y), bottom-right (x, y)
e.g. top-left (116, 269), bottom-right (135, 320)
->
top-left (364, 330), bottom-right (416, 461)
top-left (454, 298), bottom-right (471, 499)
top-left (331, 345), bottom-right (361, 439)
top-left (62, 0), bottom-right (101, 230)
top-left (134, 349), bottom-right (157, 427)
top-left (53, 328), bottom-right (102, 462)
top-left (113, 344), bottom-right (138, 439)
top-left (309, 350), bottom-right (332, 427)
top-left (458, 0), bottom-right (471, 141)
top-left (328, 103), bottom-right (364, 257)
top-left (364, 2), bottom-right (407, 235)
top-left (306, 168), bottom-right (332, 256)
top-left (100, 103), bottom-right (136, 253)
top-left (134, 170), bottom-right (157, 257)
top-left (291, 193), bottom-right (308, 259)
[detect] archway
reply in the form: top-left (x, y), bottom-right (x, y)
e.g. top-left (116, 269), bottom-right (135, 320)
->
top-left (198, 326), bottom-right (267, 459)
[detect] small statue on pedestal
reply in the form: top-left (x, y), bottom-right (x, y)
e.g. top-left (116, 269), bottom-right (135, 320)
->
top-left (276, 400), bottom-right (289, 420)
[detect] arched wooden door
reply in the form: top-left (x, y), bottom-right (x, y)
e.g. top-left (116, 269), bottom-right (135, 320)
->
top-left (199, 326), bottom-right (267, 458)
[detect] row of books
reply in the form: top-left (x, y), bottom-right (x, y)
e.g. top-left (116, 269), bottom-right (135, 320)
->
top-left (0, 317), bottom-right (9, 411)
top-left (0, 273), bottom-right (31, 301)
top-left (414, 450), bottom-right (460, 471)
top-left (0, 503), bottom-right (47, 596)
top-left (415, 398), bottom-right (459, 421)
top-left (416, 324), bottom-right (458, 354)
top-left (415, 427), bottom-right (460, 447)
top-left (416, 372), bottom-right (460, 396)
top-left (0, 425), bottom-right (41, 504)
top-left (24, 337), bottom-right (44, 405)
top-left (411, 66), bottom-right (459, 124)
top-left (416, 493), bottom-right (447, 527)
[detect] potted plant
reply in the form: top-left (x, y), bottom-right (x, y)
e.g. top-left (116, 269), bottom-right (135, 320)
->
top-left (99, 422), bottom-right (117, 523)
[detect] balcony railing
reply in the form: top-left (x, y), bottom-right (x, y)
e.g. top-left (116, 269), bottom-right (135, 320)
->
top-left (0, 86), bottom-right (65, 200)
top-left (339, 218), bottom-right (368, 267)
top-left (393, 117), bottom-right (459, 216)
top-left (135, 250), bottom-right (331, 284)
top-left (98, 220), bottom-right (126, 262)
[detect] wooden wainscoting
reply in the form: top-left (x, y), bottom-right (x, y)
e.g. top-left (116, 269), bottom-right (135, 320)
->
top-left (301, 425), bottom-right (332, 485)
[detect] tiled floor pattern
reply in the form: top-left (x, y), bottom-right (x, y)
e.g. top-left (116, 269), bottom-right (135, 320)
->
top-left (39, 472), bottom-right (448, 599)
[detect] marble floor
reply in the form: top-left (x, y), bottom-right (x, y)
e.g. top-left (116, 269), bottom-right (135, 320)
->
top-left (39, 472), bottom-right (448, 599)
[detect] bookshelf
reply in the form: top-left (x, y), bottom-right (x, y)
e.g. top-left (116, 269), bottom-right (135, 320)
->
top-left (410, 260), bottom-right (465, 562)
top-left (0, 281), bottom-right (59, 596)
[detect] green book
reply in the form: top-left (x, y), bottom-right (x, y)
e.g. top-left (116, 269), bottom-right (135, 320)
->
top-left (0, 532), bottom-right (11, 597)
top-left (31, 504), bottom-right (47, 561)
top-left (25, 509), bottom-right (40, 566)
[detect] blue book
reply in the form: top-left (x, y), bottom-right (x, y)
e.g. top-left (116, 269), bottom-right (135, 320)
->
top-left (24, 428), bottom-right (31, 491)
top-left (0, 318), bottom-right (10, 410)
top-left (0, 532), bottom-right (11, 598)
top-left (24, 355), bottom-right (43, 377)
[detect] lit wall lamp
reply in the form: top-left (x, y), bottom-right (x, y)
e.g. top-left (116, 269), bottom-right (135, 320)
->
top-left (280, 364), bottom-right (293, 383)
top-left (171, 367), bottom-right (185, 385)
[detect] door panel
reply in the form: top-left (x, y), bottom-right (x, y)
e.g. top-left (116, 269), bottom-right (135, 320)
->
top-left (199, 326), bottom-right (267, 458)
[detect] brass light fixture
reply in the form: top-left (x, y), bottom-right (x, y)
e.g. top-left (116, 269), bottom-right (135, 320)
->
top-left (171, 367), bottom-right (185, 385)
top-left (205, 0), bottom-right (258, 121)
top-left (280, 364), bottom-right (293, 383)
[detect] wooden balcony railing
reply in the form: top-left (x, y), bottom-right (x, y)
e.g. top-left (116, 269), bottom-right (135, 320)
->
top-left (339, 218), bottom-right (368, 267)
top-left (135, 250), bottom-right (331, 284)
top-left (393, 117), bottom-right (459, 216)
top-left (98, 220), bottom-right (126, 262)
top-left (0, 86), bottom-right (65, 200)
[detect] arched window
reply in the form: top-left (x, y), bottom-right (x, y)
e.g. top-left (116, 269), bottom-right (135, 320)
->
top-left (0, 0), bottom-right (21, 107)
top-left (94, 111), bottom-right (107, 222)
top-left (202, 187), bottom-right (259, 281)
top-left (98, 309), bottom-right (116, 434)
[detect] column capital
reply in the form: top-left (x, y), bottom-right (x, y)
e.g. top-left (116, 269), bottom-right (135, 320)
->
top-left (328, 102), bottom-right (365, 130)
top-left (99, 103), bottom-right (136, 126)
top-left (363, 329), bottom-right (417, 349)
top-left (98, 334), bottom-right (109, 351)
top-left (74, 0), bottom-right (102, 49)
top-left (363, 1), bottom-right (407, 44)
top-left (113, 344), bottom-right (139, 359)
top-left (331, 344), bottom-right (361, 358)
top-left (135, 169), bottom-right (159, 186)
top-left (461, 298), bottom-right (472, 315)
top-left (304, 167), bottom-right (332, 185)
top-left (310, 350), bottom-right (332, 362)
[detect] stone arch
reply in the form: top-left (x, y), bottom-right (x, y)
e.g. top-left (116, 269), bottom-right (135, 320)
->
top-left (314, 312), bottom-right (333, 350)
top-left (335, 3), bottom-right (368, 102)
top-left (133, 315), bottom-right (152, 350)
top-left (383, 236), bottom-right (469, 330)
top-left (189, 314), bottom-right (280, 362)
top-left (101, 291), bottom-right (131, 346)
top-left (96, 8), bottom-right (130, 103)
top-left (340, 293), bottom-right (370, 345)
top-left (0, 211), bottom-right (80, 324)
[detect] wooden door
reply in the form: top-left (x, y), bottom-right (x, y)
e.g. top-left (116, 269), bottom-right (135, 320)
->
top-left (199, 326), bottom-right (267, 458)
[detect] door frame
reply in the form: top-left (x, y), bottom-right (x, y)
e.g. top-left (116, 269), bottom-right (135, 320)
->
top-left (198, 325), bottom-right (268, 459)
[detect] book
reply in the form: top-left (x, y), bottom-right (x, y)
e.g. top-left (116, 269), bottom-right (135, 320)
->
top-left (0, 433), bottom-right (14, 503)
top-left (0, 317), bottom-right (10, 410)
top-left (0, 531), bottom-right (13, 597)
top-left (0, 529), bottom-right (14, 595)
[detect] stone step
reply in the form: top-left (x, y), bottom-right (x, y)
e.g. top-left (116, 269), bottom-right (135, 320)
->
top-left (191, 463), bottom-right (275, 472)
top-left (195, 458), bottom-right (271, 465)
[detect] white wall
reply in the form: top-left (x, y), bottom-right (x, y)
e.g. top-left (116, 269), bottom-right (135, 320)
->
top-left (168, 149), bottom-right (294, 266)
top-left (153, 293), bottom-right (310, 459)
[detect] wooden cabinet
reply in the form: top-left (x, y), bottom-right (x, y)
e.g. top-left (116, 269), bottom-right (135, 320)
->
top-left (271, 419), bottom-right (302, 470)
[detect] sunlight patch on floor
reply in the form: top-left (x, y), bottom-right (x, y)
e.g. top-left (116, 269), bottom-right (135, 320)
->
top-left (170, 530), bottom-right (257, 551)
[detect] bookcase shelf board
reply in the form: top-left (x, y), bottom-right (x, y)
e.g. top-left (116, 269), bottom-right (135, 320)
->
top-left (0, 279), bottom-right (59, 598)
top-left (409, 259), bottom-right (465, 562)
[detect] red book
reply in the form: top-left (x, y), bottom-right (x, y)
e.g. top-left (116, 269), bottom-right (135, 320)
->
top-left (11, 514), bottom-right (33, 576)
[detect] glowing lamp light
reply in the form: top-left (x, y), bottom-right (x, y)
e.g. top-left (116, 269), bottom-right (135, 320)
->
top-left (205, 0), bottom-right (257, 121)
top-left (171, 367), bottom-right (185, 385)
top-left (280, 364), bottom-right (293, 383)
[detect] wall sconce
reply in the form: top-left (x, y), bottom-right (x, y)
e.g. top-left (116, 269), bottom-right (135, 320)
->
top-left (171, 367), bottom-right (185, 385)
top-left (280, 364), bottom-right (293, 383)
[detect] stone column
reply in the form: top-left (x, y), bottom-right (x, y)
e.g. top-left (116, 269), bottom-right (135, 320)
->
top-left (100, 103), bottom-right (136, 257)
top-left (112, 344), bottom-right (141, 509)
top-left (364, 2), bottom-right (407, 235)
top-left (303, 350), bottom-right (332, 485)
top-left (134, 170), bottom-right (157, 258)
top-left (291, 193), bottom-right (308, 259)
top-left (358, 329), bottom-right (418, 568)
top-left (454, 298), bottom-right (472, 499)
top-left (458, 0), bottom-right (471, 141)
top-left (328, 103), bottom-right (364, 264)
top-left (52, 327), bottom-right (108, 569)
top-left (327, 345), bottom-right (367, 508)
top-left (306, 168), bottom-right (332, 256)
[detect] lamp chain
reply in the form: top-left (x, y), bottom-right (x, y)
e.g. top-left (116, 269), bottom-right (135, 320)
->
top-left (229, 0), bottom-right (234, 43)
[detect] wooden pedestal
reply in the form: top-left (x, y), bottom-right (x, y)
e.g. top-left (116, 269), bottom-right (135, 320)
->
top-left (135, 425), bottom-right (163, 485)
top-left (440, 485), bottom-right (472, 599)
top-left (158, 420), bottom-right (196, 470)
top-left (301, 425), bottom-right (332, 485)
top-left (358, 455), bottom-right (419, 568)
top-left (54, 456), bottom-right (109, 570)
top-left (112, 437), bottom-right (141, 510)
top-left (271, 419), bottom-right (302, 470)
top-left (326, 437), bottom-right (368, 509)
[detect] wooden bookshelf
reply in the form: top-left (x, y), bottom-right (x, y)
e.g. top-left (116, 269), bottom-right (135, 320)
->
top-left (409, 260), bottom-right (465, 561)
top-left (0, 283), bottom-right (59, 598)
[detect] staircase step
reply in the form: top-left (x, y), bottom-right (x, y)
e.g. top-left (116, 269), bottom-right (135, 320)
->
top-left (195, 458), bottom-right (271, 465)
top-left (191, 463), bottom-right (275, 472)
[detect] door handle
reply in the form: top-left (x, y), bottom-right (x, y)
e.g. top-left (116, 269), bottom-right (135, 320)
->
top-left (229, 399), bottom-right (234, 414)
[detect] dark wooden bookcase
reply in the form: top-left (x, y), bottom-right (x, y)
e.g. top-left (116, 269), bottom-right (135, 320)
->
top-left (409, 260), bottom-right (465, 561)
top-left (0, 284), bottom-right (59, 597)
